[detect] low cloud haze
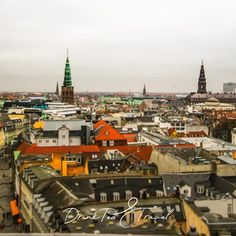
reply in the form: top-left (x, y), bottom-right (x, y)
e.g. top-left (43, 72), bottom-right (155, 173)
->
top-left (0, 0), bottom-right (236, 93)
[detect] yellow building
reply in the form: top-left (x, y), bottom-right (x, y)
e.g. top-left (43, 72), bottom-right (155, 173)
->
top-left (18, 153), bottom-right (89, 177)
top-left (33, 120), bottom-right (44, 129)
top-left (0, 123), bottom-right (5, 149)
top-left (182, 200), bottom-right (211, 236)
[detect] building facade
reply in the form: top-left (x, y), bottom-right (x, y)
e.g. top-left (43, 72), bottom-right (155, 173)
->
top-left (223, 82), bottom-right (236, 93)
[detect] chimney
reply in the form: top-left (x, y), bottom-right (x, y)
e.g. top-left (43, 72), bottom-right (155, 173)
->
top-left (222, 142), bottom-right (225, 148)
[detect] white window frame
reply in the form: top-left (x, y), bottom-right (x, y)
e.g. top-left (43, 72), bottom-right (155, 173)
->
top-left (113, 192), bottom-right (120, 201)
top-left (100, 193), bottom-right (107, 202)
top-left (126, 190), bottom-right (132, 200)
top-left (102, 140), bottom-right (107, 146)
top-left (109, 140), bottom-right (114, 146)
top-left (197, 186), bottom-right (204, 194)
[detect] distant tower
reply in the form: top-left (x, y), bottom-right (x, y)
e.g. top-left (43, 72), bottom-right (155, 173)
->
top-left (143, 84), bottom-right (147, 96)
top-left (61, 51), bottom-right (74, 104)
top-left (197, 61), bottom-right (207, 94)
top-left (56, 82), bottom-right (59, 96)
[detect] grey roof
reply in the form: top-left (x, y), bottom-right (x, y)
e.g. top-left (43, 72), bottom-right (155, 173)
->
top-left (163, 173), bottom-right (211, 200)
top-left (29, 165), bottom-right (60, 179)
top-left (43, 120), bottom-right (92, 131)
top-left (217, 155), bottom-right (236, 164)
top-left (190, 93), bottom-right (236, 99)
top-left (163, 173), bottom-right (236, 201)
top-left (58, 197), bottom-right (184, 234)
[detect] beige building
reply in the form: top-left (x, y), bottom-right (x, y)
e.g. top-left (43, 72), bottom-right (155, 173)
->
top-left (232, 128), bottom-right (236, 145)
top-left (193, 97), bottom-right (235, 112)
top-left (150, 148), bottom-right (212, 175)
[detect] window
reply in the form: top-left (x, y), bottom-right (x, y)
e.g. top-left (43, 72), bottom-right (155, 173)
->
top-left (197, 186), bottom-right (204, 194)
top-left (102, 140), bottom-right (107, 146)
top-left (140, 189), bottom-right (147, 199)
top-left (183, 189), bottom-right (188, 194)
top-left (77, 156), bottom-right (82, 164)
top-left (53, 140), bottom-right (56, 143)
top-left (109, 140), bottom-right (114, 146)
top-left (67, 156), bottom-right (78, 162)
top-left (113, 192), bottom-right (120, 201)
top-left (62, 135), bottom-right (66, 138)
top-left (126, 190), bottom-right (132, 200)
top-left (228, 203), bottom-right (232, 214)
top-left (46, 140), bottom-right (49, 143)
top-left (175, 205), bottom-right (181, 212)
top-left (100, 193), bottom-right (107, 202)
top-left (166, 206), bottom-right (172, 213)
top-left (38, 140), bottom-right (42, 143)
top-left (156, 190), bottom-right (163, 197)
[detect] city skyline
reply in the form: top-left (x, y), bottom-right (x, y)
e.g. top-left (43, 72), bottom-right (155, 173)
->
top-left (1, 0), bottom-right (236, 93)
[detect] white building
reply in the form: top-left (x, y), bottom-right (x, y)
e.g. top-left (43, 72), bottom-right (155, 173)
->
top-left (30, 120), bottom-right (92, 146)
top-left (43, 102), bottom-right (80, 119)
top-left (193, 97), bottom-right (235, 112)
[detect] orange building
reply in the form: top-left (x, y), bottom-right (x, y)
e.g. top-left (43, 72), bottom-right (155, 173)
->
top-left (94, 120), bottom-right (127, 146)
top-left (17, 142), bottom-right (100, 176)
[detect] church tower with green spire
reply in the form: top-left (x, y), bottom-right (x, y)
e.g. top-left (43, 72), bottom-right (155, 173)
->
top-left (61, 51), bottom-right (74, 104)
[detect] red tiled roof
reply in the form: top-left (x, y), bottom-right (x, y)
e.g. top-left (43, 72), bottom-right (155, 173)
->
top-left (94, 120), bottom-right (126, 141)
top-left (93, 120), bottom-right (108, 129)
top-left (175, 131), bottom-right (207, 138)
top-left (187, 131), bottom-right (207, 137)
top-left (122, 133), bottom-right (138, 142)
top-left (168, 128), bottom-right (207, 138)
top-left (17, 141), bottom-right (100, 155)
top-left (100, 146), bottom-right (153, 162)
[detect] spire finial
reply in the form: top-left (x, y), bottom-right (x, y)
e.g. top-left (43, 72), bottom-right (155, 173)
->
top-left (201, 59), bottom-right (204, 65)
top-left (67, 48), bottom-right (69, 58)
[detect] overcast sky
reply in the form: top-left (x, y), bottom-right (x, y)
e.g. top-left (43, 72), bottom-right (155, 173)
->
top-left (0, 0), bottom-right (236, 93)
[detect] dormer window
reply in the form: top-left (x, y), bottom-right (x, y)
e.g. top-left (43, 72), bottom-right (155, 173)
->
top-left (113, 192), bottom-right (120, 201)
top-left (197, 185), bottom-right (205, 194)
top-left (100, 193), bottom-right (107, 202)
top-left (125, 190), bottom-right (132, 200)
top-left (155, 190), bottom-right (163, 197)
top-left (109, 140), bottom-right (114, 146)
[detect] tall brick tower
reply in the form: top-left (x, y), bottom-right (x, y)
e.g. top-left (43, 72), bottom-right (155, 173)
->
top-left (61, 51), bottom-right (74, 104)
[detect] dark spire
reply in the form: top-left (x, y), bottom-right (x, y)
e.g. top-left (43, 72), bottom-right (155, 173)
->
top-left (143, 84), bottom-right (147, 96)
top-left (197, 61), bottom-right (207, 93)
top-left (56, 82), bottom-right (59, 96)
top-left (63, 50), bottom-right (72, 87)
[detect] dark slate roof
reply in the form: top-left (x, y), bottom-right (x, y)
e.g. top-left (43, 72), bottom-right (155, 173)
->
top-left (34, 178), bottom-right (94, 209)
top-left (163, 173), bottom-right (211, 200)
top-left (88, 158), bottom-right (125, 173)
top-left (57, 197), bottom-right (184, 234)
top-left (209, 174), bottom-right (236, 194)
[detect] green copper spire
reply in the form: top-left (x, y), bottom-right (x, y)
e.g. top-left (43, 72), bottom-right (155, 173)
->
top-left (63, 51), bottom-right (72, 86)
